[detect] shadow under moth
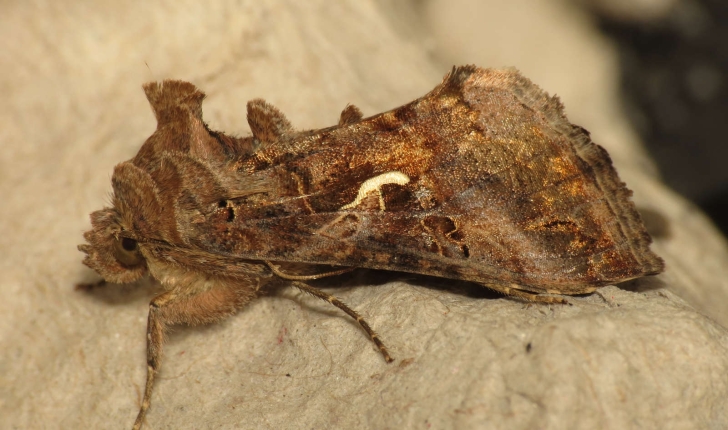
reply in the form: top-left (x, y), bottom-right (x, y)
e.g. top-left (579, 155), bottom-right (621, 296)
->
top-left (78, 65), bottom-right (664, 429)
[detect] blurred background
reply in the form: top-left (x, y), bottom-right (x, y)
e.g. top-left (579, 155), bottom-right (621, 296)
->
top-left (592, 0), bottom-right (728, 235)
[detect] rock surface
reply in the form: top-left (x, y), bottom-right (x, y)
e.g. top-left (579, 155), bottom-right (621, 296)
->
top-left (1, 1), bottom-right (727, 429)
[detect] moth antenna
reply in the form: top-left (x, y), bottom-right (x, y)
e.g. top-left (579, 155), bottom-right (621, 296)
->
top-left (292, 281), bottom-right (393, 363)
top-left (483, 282), bottom-right (569, 304)
top-left (265, 260), bottom-right (354, 280)
top-left (338, 104), bottom-right (363, 126)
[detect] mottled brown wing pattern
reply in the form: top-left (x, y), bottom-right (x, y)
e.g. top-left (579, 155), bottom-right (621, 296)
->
top-left (187, 66), bottom-right (663, 294)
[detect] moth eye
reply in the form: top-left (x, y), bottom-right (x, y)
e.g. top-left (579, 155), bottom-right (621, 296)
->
top-left (114, 237), bottom-right (143, 267)
top-left (121, 237), bottom-right (138, 251)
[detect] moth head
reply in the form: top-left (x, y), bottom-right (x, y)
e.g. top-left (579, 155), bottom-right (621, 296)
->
top-left (78, 207), bottom-right (148, 283)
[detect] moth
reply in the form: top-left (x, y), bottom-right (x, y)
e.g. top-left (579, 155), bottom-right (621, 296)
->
top-left (78, 65), bottom-right (664, 429)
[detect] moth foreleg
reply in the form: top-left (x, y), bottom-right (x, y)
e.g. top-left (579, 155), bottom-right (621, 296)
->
top-left (133, 286), bottom-right (253, 430)
top-left (292, 281), bottom-right (394, 363)
top-left (74, 278), bottom-right (107, 291)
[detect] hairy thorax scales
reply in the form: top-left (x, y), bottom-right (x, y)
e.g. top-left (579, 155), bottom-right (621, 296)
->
top-left (146, 258), bottom-right (224, 295)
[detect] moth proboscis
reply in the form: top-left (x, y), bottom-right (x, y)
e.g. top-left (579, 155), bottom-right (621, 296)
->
top-left (78, 65), bottom-right (664, 429)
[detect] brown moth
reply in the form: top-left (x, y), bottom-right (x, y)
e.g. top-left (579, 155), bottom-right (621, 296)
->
top-left (78, 65), bottom-right (664, 429)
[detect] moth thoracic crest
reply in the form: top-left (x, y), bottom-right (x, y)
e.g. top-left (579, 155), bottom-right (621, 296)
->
top-left (78, 66), bottom-right (663, 430)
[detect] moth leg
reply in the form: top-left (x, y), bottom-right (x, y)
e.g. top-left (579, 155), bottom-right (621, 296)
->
top-left (292, 281), bottom-right (393, 363)
top-left (74, 278), bottom-right (107, 291)
top-left (483, 283), bottom-right (568, 304)
top-left (133, 286), bottom-right (252, 430)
